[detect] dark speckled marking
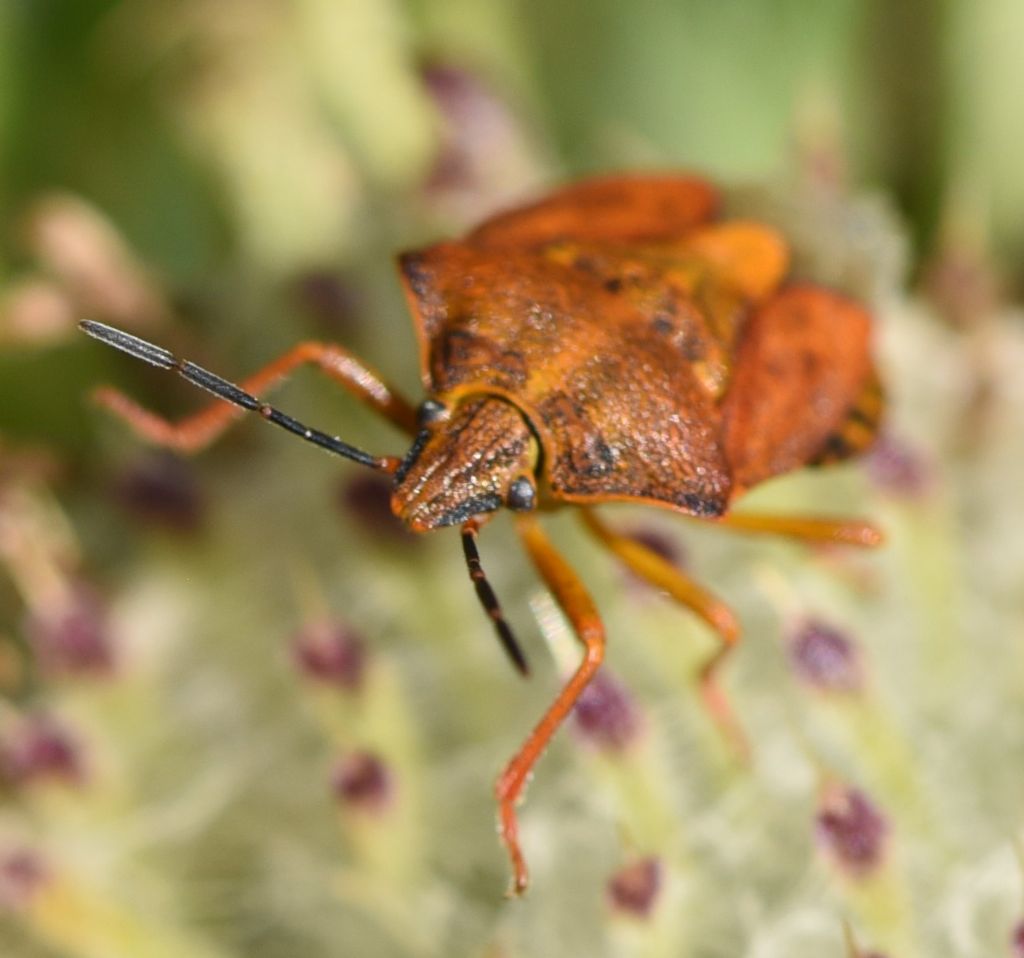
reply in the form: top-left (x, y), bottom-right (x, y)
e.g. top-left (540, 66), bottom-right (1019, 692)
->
top-left (581, 438), bottom-right (617, 478)
top-left (651, 316), bottom-right (674, 335)
top-left (679, 492), bottom-right (725, 517)
top-left (393, 428), bottom-right (431, 485)
top-left (399, 252), bottom-right (431, 299)
top-left (603, 277), bottom-right (623, 294)
top-left (436, 493), bottom-right (503, 527)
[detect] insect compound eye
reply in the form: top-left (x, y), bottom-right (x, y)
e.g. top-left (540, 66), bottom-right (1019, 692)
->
top-left (417, 398), bottom-right (448, 427)
top-left (506, 476), bottom-right (537, 512)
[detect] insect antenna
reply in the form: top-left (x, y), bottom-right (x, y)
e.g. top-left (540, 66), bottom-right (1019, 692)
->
top-left (79, 320), bottom-right (399, 473)
top-left (461, 520), bottom-right (530, 676)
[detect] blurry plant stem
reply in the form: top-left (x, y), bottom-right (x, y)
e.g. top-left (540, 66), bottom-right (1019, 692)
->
top-left (783, 697), bottom-right (924, 957)
top-left (314, 661), bottom-right (427, 888)
top-left (876, 497), bottom-right (964, 706)
top-left (24, 871), bottom-right (229, 958)
top-left (0, 484), bottom-right (79, 612)
top-left (841, 869), bottom-right (919, 958)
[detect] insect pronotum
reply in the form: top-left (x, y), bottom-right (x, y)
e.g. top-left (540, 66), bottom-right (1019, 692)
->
top-left (81, 175), bottom-right (883, 894)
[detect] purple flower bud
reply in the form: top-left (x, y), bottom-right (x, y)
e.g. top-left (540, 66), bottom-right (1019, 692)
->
top-left (865, 432), bottom-right (931, 499)
top-left (331, 750), bottom-right (392, 814)
top-left (336, 473), bottom-right (418, 544)
top-left (622, 526), bottom-right (686, 568)
top-left (572, 670), bottom-right (642, 752)
top-left (788, 619), bottom-right (863, 693)
top-left (292, 622), bottom-right (366, 691)
top-left (616, 525), bottom-right (688, 597)
top-left (24, 583), bottom-right (113, 677)
top-left (420, 64), bottom-right (490, 194)
top-left (0, 848), bottom-right (49, 909)
top-left (113, 451), bottom-right (205, 533)
top-left (418, 61), bottom-right (539, 224)
top-left (0, 713), bottom-right (84, 787)
top-left (607, 857), bottom-right (662, 918)
top-left (291, 271), bottom-right (361, 338)
top-left (816, 786), bottom-right (888, 878)
top-left (922, 241), bottom-right (998, 330)
top-left (1012, 919), bottom-right (1024, 958)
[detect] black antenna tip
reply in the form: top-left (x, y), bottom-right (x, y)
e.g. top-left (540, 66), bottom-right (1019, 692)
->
top-left (79, 320), bottom-right (177, 371)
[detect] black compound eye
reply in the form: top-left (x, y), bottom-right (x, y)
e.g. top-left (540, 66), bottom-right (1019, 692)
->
top-left (417, 399), bottom-right (448, 427)
top-left (506, 476), bottom-right (537, 512)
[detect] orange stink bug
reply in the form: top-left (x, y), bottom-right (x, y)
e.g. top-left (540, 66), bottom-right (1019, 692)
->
top-left (80, 175), bottom-right (883, 894)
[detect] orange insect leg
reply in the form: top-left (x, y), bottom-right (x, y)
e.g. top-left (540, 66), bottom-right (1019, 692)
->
top-left (711, 512), bottom-right (883, 548)
top-left (497, 514), bottom-right (606, 895)
top-left (92, 341), bottom-right (419, 452)
top-left (579, 508), bottom-right (748, 757)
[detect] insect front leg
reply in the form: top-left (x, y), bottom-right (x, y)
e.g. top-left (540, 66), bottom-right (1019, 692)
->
top-left (578, 508), bottom-right (748, 757)
top-left (497, 514), bottom-right (607, 895)
top-left (92, 339), bottom-right (419, 451)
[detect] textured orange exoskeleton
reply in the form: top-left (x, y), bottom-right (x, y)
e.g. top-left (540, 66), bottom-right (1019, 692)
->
top-left (81, 175), bottom-right (882, 895)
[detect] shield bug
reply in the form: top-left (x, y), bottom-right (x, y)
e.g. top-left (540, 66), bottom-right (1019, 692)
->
top-left (79, 174), bottom-right (883, 894)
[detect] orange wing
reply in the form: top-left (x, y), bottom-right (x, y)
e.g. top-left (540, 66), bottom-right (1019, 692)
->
top-left (468, 174), bottom-right (719, 247)
top-left (396, 176), bottom-right (871, 516)
top-left (399, 218), bottom-right (789, 397)
top-left (534, 222), bottom-right (788, 396)
top-left (721, 285), bottom-right (874, 494)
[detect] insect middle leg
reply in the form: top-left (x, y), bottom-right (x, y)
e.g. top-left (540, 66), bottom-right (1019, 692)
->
top-left (497, 513), bottom-right (607, 895)
top-left (92, 340), bottom-right (420, 451)
top-left (579, 508), bottom-right (747, 756)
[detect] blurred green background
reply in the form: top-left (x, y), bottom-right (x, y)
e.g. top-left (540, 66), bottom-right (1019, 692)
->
top-left (2, 2), bottom-right (1024, 957)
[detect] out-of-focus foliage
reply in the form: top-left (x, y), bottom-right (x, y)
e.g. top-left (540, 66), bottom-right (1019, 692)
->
top-left (1, 2), bottom-right (1023, 957)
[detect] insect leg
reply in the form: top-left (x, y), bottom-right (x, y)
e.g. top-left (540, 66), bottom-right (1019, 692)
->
top-left (710, 512), bottom-right (883, 547)
top-left (83, 323), bottom-right (419, 453)
top-left (497, 514), bottom-right (606, 895)
top-left (578, 508), bottom-right (747, 756)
